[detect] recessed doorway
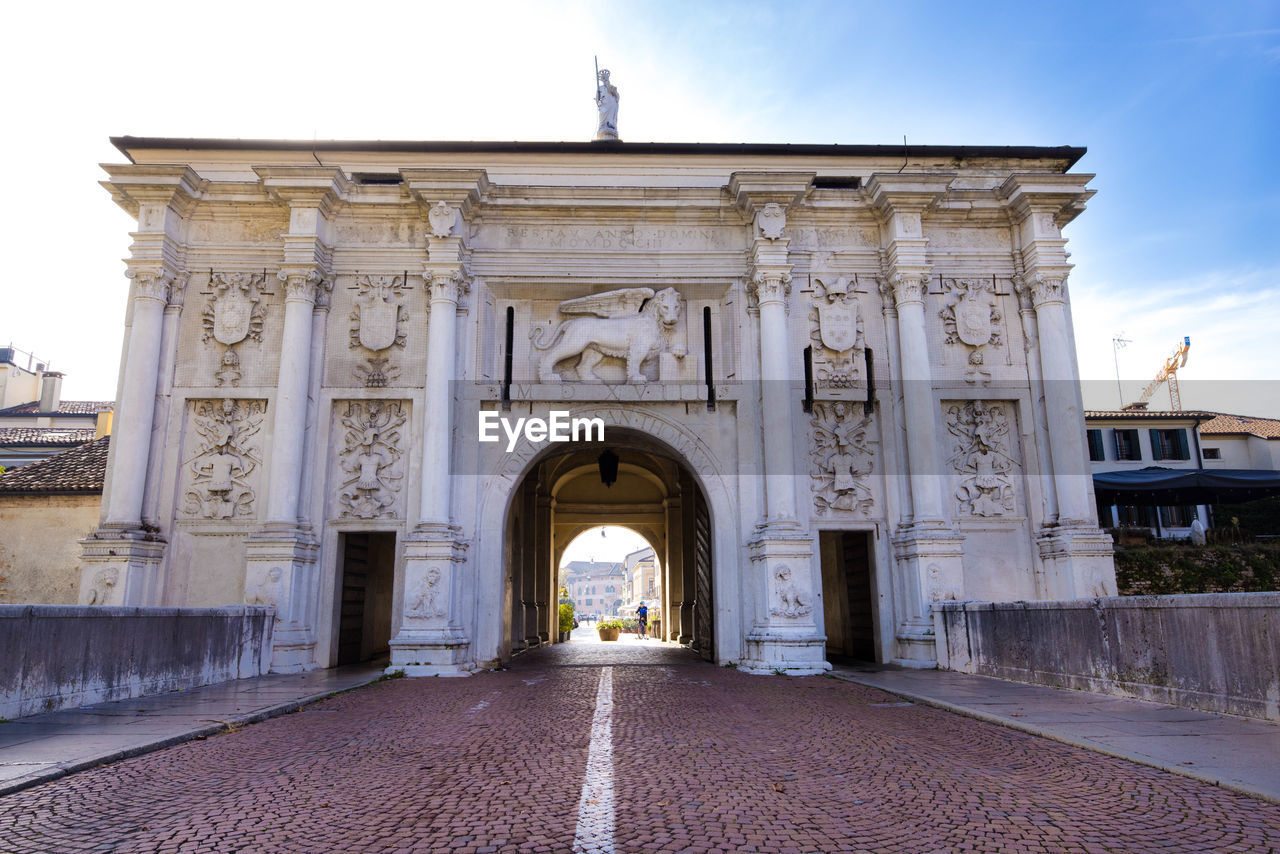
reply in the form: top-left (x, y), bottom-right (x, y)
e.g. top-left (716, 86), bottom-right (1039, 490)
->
top-left (336, 531), bottom-right (396, 666)
top-left (819, 530), bottom-right (877, 662)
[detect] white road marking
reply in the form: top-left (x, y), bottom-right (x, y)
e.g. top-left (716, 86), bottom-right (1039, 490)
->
top-left (573, 666), bottom-right (615, 854)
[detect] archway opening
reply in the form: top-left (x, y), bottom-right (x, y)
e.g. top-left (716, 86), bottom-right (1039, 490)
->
top-left (502, 430), bottom-right (714, 663)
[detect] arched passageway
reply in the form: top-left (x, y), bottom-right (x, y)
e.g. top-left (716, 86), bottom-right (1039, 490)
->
top-left (502, 429), bottom-right (715, 664)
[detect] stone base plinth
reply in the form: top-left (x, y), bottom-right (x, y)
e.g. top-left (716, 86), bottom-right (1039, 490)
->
top-left (741, 628), bottom-right (831, 675)
top-left (245, 524), bottom-right (318, 673)
top-left (1037, 524), bottom-right (1118, 598)
top-left (78, 526), bottom-right (167, 606)
top-left (389, 524), bottom-right (472, 676)
top-left (890, 522), bottom-right (965, 666)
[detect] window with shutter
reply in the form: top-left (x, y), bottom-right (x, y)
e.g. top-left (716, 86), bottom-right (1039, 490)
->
top-left (1087, 429), bottom-right (1105, 461)
top-left (1150, 429), bottom-right (1165, 461)
top-left (1174, 429), bottom-right (1189, 460)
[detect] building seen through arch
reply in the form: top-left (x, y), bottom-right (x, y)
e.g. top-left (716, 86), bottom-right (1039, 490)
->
top-left (79, 136), bottom-right (1116, 676)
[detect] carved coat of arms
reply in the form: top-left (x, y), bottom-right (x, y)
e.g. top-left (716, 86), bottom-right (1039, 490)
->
top-left (213, 286), bottom-right (253, 345)
top-left (954, 290), bottom-right (993, 347)
top-left (349, 275), bottom-right (409, 387)
top-left (356, 296), bottom-right (399, 351)
top-left (808, 276), bottom-right (864, 389)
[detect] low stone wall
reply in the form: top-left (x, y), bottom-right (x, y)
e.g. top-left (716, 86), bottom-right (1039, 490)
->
top-left (0, 605), bottom-right (274, 720)
top-left (934, 593), bottom-right (1280, 721)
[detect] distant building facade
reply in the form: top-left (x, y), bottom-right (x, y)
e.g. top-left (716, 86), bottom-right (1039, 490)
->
top-left (0, 349), bottom-right (112, 469)
top-left (562, 558), bottom-right (625, 618)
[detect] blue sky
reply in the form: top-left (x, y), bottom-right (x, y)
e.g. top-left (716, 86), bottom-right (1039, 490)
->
top-left (1, 1), bottom-right (1276, 414)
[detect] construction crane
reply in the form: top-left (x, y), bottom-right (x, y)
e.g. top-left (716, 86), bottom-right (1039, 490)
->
top-left (1123, 336), bottom-right (1191, 411)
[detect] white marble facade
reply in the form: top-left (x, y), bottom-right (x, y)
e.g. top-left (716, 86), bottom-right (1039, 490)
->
top-left (81, 139), bottom-right (1116, 675)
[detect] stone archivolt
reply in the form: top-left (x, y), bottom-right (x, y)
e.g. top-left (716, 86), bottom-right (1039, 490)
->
top-left (808, 275), bottom-right (864, 388)
top-left (182, 399), bottom-right (265, 520)
top-left (945, 400), bottom-right (1017, 518)
top-left (810, 401), bottom-right (875, 516)
top-left (336, 400), bottom-right (408, 519)
top-left (349, 274), bottom-right (409, 387)
top-left (201, 272), bottom-right (267, 387)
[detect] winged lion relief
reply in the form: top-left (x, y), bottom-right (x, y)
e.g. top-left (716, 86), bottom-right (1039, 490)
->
top-left (531, 287), bottom-right (682, 384)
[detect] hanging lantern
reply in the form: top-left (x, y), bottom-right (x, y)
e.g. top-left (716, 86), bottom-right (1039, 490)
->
top-left (597, 448), bottom-right (619, 487)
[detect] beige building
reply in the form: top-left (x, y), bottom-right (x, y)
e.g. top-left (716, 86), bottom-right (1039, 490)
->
top-left (0, 351), bottom-right (112, 469)
top-left (0, 437), bottom-right (108, 603)
top-left (561, 558), bottom-right (625, 619)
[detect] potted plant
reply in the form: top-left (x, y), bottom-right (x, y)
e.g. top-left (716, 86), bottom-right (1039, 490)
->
top-left (597, 618), bottom-right (623, 642)
top-left (558, 603), bottom-right (575, 643)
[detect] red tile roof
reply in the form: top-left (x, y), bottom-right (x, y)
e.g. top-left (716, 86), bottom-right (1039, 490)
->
top-left (0, 436), bottom-right (109, 494)
top-left (0, 400), bottom-right (113, 416)
top-left (0, 427), bottom-right (98, 446)
top-left (1199, 412), bottom-right (1280, 439)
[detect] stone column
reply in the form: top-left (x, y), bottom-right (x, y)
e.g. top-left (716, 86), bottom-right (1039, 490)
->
top-left (245, 166), bottom-right (346, 672)
top-left (1002, 174), bottom-right (1116, 599)
top-left (142, 273), bottom-right (188, 530)
top-left (80, 167), bottom-right (200, 607)
top-left (664, 496), bottom-right (684, 642)
top-left (866, 173), bottom-right (965, 666)
top-left (522, 479), bottom-right (541, 647)
top-left (105, 269), bottom-right (171, 528)
top-left (389, 202), bottom-right (474, 675)
top-left (728, 173), bottom-right (827, 675)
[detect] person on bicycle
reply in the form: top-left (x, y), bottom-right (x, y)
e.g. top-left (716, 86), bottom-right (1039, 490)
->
top-left (636, 601), bottom-right (649, 639)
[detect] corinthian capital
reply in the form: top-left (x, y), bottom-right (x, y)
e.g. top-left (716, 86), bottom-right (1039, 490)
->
top-left (1027, 273), bottom-right (1066, 307)
top-left (888, 270), bottom-right (929, 307)
top-left (126, 267), bottom-right (173, 304)
top-left (749, 270), bottom-right (792, 306)
top-left (277, 268), bottom-right (327, 304)
top-left (424, 269), bottom-right (469, 305)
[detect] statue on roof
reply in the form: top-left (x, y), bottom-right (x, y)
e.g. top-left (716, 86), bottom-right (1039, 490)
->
top-left (595, 67), bottom-right (619, 141)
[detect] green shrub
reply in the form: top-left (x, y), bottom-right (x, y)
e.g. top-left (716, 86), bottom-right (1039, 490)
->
top-left (1114, 542), bottom-right (1280, 595)
top-left (597, 618), bottom-right (624, 630)
top-left (558, 603), bottom-right (575, 634)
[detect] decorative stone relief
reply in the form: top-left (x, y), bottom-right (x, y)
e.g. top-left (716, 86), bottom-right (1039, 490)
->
top-left (810, 401), bottom-right (875, 516)
top-left (406, 566), bottom-right (446, 618)
top-left (201, 272), bottom-right (266, 387)
top-left (182, 399), bottom-right (265, 520)
top-left (245, 566), bottom-right (285, 619)
top-left (808, 276), bottom-right (864, 387)
top-left (531, 287), bottom-right (682, 383)
top-left (939, 277), bottom-right (1003, 385)
top-left (769, 565), bottom-right (812, 619)
top-left (427, 201), bottom-right (458, 238)
top-left (348, 275), bottom-right (408, 387)
top-left (336, 400), bottom-right (408, 519)
top-left (945, 401), bottom-right (1017, 517)
top-left (85, 567), bottom-right (119, 606)
top-left (755, 203), bottom-right (786, 240)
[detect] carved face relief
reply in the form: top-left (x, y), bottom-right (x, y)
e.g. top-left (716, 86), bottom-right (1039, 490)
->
top-left (945, 400), bottom-right (1018, 517)
top-left (811, 401), bottom-right (875, 516)
top-left (336, 400), bottom-right (408, 519)
top-left (182, 399), bottom-right (266, 519)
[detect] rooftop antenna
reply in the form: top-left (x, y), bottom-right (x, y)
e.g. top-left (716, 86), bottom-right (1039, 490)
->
top-left (1111, 333), bottom-right (1131, 408)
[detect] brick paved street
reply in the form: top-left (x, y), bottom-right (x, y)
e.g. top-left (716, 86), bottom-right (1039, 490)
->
top-left (3, 639), bottom-right (1279, 853)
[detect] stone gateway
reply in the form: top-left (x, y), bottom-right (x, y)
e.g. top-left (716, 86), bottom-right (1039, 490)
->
top-left (81, 137), bottom-right (1115, 676)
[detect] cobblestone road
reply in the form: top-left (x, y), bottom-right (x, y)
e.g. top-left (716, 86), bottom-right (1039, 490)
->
top-left (3, 642), bottom-right (1279, 853)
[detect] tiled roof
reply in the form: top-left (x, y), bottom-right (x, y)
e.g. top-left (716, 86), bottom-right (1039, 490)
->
top-left (0, 436), bottom-right (109, 494)
top-left (0, 400), bottom-right (113, 416)
top-left (1199, 412), bottom-right (1280, 439)
top-left (0, 427), bottom-right (98, 446)
top-left (1084, 410), bottom-right (1216, 420)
